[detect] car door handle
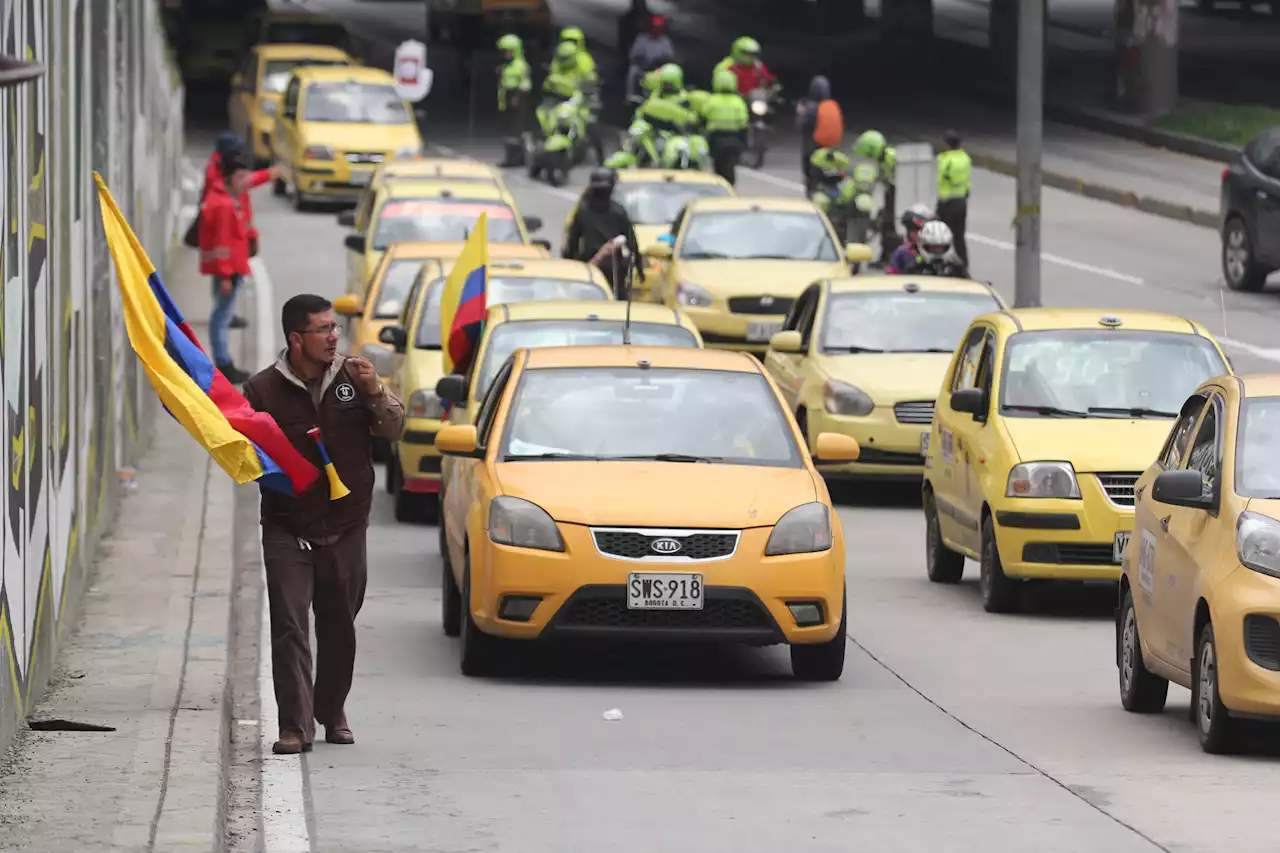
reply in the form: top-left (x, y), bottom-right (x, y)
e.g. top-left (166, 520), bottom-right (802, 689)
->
top-left (1159, 515), bottom-right (1170, 532)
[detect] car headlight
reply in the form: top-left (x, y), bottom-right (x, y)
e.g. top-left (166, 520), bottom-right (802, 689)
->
top-left (675, 281), bottom-right (714, 308)
top-left (1237, 511), bottom-right (1280, 578)
top-left (407, 389), bottom-right (446, 420)
top-left (823, 380), bottom-right (874, 417)
top-left (302, 144), bottom-right (334, 160)
top-left (765, 502), bottom-right (833, 556)
top-left (750, 99), bottom-right (768, 117)
top-left (1006, 462), bottom-right (1081, 498)
top-left (359, 343), bottom-right (394, 377)
top-left (489, 496), bottom-right (565, 552)
top-left (260, 99), bottom-right (278, 117)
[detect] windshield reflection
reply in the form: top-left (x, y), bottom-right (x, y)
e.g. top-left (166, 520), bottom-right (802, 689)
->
top-left (822, 291), bottom-right (1000, 354)
top-left (616, 183), bottom-right (730, 225)
top-left (679, 211), bottom-right (838, 262)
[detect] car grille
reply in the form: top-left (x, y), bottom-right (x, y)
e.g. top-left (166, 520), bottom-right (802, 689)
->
top-left (556, 587), bottom-right (775, 631)
top-left (1097, 473), bottom-right (1142, 507)
top-left (1021, 542), bottom-right (1117, 565)
top-left (1244, 615), bottom-right (1280, 671)
top-left (894, 400), bottom-right (935, 425)
top-left (727, 296), bottom-right (793, 316)
top-left (345, 151), bottom-right (386, 164)
top-left (855, 447), bottom-right (924, 466)
top-left (591, 528), bottom-right (739, 561)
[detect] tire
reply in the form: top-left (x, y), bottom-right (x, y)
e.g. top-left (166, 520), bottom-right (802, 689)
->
top-left (979, 515), bottom-right (1020, 613)
top-left (1194, 621), bottom-right (1241, 754)
top-left (459, 551), bottom-right (498, 676)
top-left (1117, 589), bottom-right (1169, 713)
top-left (440, 515), bottom-right (462, 638)
top-left (924, 492), bottom-right (965, 584)
top-left (290, 180), bottom-right (310, 213)
top-left (790, 587), bottom-right (846, 681)
top-left (1222, 217), bottom-right (1269, 292)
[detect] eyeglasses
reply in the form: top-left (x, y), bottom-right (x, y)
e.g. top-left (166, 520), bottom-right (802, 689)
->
top-left (297, 324), bottom-right (342, 336)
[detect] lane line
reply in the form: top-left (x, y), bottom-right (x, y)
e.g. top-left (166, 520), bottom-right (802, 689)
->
top-left (1216, 335), bottom-right (1280, 364)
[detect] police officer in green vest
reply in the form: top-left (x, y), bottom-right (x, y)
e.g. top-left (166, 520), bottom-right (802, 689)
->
top-left (936, 129), bottom-right (972, 266)
top-left (700, 70), bottom-right (749, 185)
top-left (497, 34), bottom-right (533, 167)
top-left (853, 129), bottom-right (899, 263)
top-left (636, 64), bottom-right (697, 135)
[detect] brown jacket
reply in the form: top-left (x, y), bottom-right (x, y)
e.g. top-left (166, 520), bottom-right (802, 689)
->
top-left (244, 353), bottom-right (405, 542)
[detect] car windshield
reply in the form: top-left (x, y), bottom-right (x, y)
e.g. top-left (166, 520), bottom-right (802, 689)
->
top-left (679, 211), bottom-right (839, 261)
top-left (1236, 397), bottom-right (1280, 498)
top-left (615, 182), bottom-right (731, 225)
top-left (822, 291), bottom-right (1001, 353)
top-left (262, 59), bottom-right (346, 93)
top-left (371, 259), bottom-right (426, 319)
top-left (372, 200), bottom-right (522, 250)
top-left (474, 321), bottom-right (699, 397)
top-left (499, 368), bottom-right (802, 467)
top-left (1000, 330), bottom-right (1227, 419)
top-left (301, 82), bottom-right (408, 123)
top-left (415, 278), bottom-right (611, 348)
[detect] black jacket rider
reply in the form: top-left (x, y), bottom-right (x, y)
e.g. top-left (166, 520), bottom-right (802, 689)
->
top-left (564, 171), bottom-right (643, 295)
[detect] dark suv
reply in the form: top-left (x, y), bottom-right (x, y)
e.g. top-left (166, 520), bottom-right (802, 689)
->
top-left (1221, 127), bottom-right (1280, 292)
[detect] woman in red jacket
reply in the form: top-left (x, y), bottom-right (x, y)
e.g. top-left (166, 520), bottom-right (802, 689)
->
top-left (199, 152), bottom-right (255, 383)
top-left (202, 133), bottom-right (277, 329)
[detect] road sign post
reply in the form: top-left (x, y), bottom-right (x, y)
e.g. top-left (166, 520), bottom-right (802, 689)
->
top-left (1014, 0), bottom-right (1044, 308)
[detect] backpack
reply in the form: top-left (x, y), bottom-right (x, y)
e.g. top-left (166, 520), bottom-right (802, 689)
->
top-left (812, 99), bottom-right (844, 149)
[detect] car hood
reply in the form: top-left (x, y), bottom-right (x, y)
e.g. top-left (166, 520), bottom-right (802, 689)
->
top-left (677, 259), bottom-right (848, 298)
top-left (1002, 417), bottom-right (1175, 473)
top-left (814, 352), bottom-right (952, 405)
top-left (494, 461), bottom-right (818, 528)
top-left (299, 121), bottom-right (420, 152)
top-left (397, 347), bottom-right (443, 404)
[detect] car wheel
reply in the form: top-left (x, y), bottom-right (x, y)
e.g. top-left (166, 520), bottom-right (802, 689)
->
top-left (1194, 621), bottom-right (1241, 754)
top-left (979, 515), bottom-right (1021, 613)
top-left (440, 514), bottom-right (462, 637)
top-left (1118, 589), bottom-right (1169, 713)
top-left (1222, 217), bottom-right (1269, 292)
top-left (790, 587), bottom-right (846, 681)
top-left (291, 182), bottom-right (310, 213)
top-left (924, 492), bottom-right (965, 584)
top-left (459, 550), bottom-right (497, 676)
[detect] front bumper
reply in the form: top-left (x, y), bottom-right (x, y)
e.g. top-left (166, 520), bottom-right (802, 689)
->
top-left (679, 304), bottom-right (788, 353)
top-left (471, 524), bottom-right (844, 645)
top-left (1205, 566), bottom-right (1280, 719)
top-left (991, 477), bottom-right (1132, 581)
top-left (295, 157), bottom-right (381, 201)
top-left (396, 417), bottom-right (444, 496)
top-left (808, 406), bottom-right (927, 479)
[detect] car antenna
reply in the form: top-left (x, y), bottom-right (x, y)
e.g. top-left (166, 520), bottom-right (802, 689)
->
top-left (609, 235), bottom-right (635, 345)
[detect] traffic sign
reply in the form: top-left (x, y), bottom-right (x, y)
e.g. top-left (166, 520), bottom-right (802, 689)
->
top-left (393, 39), bottom-right (433, 102)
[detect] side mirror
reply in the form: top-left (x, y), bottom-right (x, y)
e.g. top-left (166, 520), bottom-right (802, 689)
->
top-left (645, 243), bottom-right (673, 261)
top-left (378, 324), bottom-right (407, 354)
top-left (332, 293), bottom-right (363, 317)
top-left (344, 233), bottom-right (365, 253)
top-left (337, 210), bottom-right (356, 227)
top-left (950, 387), bottom-right (987, 417)
top-left (531, 238), bottom-right (553, 253)
top-left (769, 330), bottom-right (802, 354)
top-left (812, 432), bottom-right (860, 464)
top-left (523, 215), bottom-right (543, 233)
top-left (845, 243), bottom-right (874, 264)
top-left (435, 424), bottom-right (481, 458)
top-left (435, 374), bottom-right (468, 405)
top-left (1152, 469), bottom-right (1214, 510)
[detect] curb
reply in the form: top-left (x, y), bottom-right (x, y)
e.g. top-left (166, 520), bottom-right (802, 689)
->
top-left (1045, 102), bottom-right (1241, 164)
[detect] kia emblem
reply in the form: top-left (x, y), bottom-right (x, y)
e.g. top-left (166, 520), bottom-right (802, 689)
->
top-left (650, 537), bottom-right (682, 555)
top-left (760, 295), bottom-right (774, 306)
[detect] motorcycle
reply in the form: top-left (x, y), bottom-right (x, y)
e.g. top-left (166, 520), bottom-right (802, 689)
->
top-left (743, 86), bottom-right (781, 169)
top-left (609, 118), bottom-right (660, 169)
top-left (529, 94), bottom-right (587, 187)
top-left (658, 128), bottom-right (710, 171)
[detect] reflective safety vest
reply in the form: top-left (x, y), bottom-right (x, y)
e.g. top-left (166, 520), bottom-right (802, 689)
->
top-left (881, 147), bottom-right (897, 185)
top-left (937, 148), bottom-right (972, 199)
top-left (638, 93), bottom-right (696, 133)
top-left (700, 93), bottom-right (748, 134)
top-left (498, 58), bottom-right (532, 109)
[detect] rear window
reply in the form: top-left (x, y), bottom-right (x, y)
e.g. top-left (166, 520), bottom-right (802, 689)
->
top-left (372, 200), bottom-right (522, 250)
top-left (415, 278), bottom-right (611, 348)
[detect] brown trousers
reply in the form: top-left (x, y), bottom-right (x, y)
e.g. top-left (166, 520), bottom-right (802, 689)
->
top-left (263, 521), bottom-right (368, 742)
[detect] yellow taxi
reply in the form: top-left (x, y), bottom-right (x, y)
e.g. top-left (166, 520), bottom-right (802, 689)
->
top-left (922, 308), bottom-right (1231, 614)
top-left (377, 261), bottom-right (616, 522)
top-left (228, 44), bottom-right (352, 163)
top-left (270, 66), bottom-right (423, 211)
top-left (561, 170), bottom-right (735, 299)
top-left (643, 196), bottom-right (873, 352)
top-left (432, 345), bottom-right (860, 678)
top-left (1119, 374), bottom-right (1280, 753)
top-left (342, 180), bottom-right (547, 298)
top-left (256, 6), bottom-right (355, 54)
top-left (344, 157), bottom-right (512, 234)
top-left (763, 276), bottom-right (1005, 480)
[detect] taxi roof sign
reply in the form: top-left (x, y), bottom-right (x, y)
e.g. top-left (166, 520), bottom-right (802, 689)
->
top-left (1099, 314), bottom-right (1123, 327)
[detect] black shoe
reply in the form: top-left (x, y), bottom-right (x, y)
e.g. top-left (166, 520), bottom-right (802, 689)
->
top-left (229, 315), bottom-right (248, 329)
top-left (216, 362), bottom-right (249, 384)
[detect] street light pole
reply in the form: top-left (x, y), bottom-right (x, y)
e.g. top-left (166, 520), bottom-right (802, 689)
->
top-left (1014, 0), bottom-right (1044, 308)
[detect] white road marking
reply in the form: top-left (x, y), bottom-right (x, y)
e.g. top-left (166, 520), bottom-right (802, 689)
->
top-left (1216, 335), bottom-right (1280, 363)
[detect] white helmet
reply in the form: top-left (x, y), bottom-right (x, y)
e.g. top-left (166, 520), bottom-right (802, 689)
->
top-left (918, 220), bottom-right (953, 262)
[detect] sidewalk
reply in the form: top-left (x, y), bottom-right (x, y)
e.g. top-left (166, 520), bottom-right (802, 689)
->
top-left (0, 251), bottom-right (240, 853)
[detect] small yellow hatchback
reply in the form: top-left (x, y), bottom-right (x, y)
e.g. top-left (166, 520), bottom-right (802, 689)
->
top-left (228, 44), bottom-right (352, 163)
top-left (922, 308), bottom-right (1231, 613)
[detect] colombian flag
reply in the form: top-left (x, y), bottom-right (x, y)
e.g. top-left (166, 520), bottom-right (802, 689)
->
top-left (439, 213), bottom-right (488, 377)
top-left (95, 173), bottom-right (319, 496)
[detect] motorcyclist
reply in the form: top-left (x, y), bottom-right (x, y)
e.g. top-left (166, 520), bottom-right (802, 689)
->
top-left (853, 129), bottom-right (899, 261)
top-left (796, 75), bottom-right (841, 194)
top-left (554, 29), bottom-right (604, 164)
top-left (902, 220), bottom-right (969, 278)
top-left (636, 63), bottom-right (697, 136)
top-left (605, 118), bottom-right (659, 169)
top-left (627, 15), bottom-right (675, 104)
top-left (714, 37), bottom-right (777, 97)
top-left (699, 70), bottom-right (749, 185)
top-left (559, 27), bottom-right (598, 84)
top-left (885, 204), bottom-right (936, 274)
top-left (496, 34), bottom-right (533, 167)
top-left (564, 167), bottom-right (643, 298)
top-left (808, 146), bottom-right (851, 196)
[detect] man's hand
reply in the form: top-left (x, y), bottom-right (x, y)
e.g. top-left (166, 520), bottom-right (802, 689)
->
top-left (268, 164), bottom-right (284, 182)
top-left (345, 356), bottom-right (381, 396)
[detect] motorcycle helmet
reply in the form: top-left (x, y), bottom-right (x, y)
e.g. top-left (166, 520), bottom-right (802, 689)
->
top-left (497, 34), bottom-right (522, 56)
top-left (900, 203), bottom-right (934, 233)
top-left (713, 70), bottom-right (738, 94)
top-left (853, 130), bottom-right (887, 160)
top-left (657, 63), bottom-right (684, 93)
top-left (918, 220), bottom-right (954, 262)
top-left (553, 41), bottom-right (578, 66)
top-left (588, 167), bottom-right (618, 191)
top-left (561, 27), bottom-right (586, 49)
top-left (731, 37), bottom-right (761, 65)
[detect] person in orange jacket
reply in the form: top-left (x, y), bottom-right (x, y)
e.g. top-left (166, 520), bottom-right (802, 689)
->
top-left (201, 133), bottom-right (278, 329)
top-left (199, 151), bottom-right (256, 383)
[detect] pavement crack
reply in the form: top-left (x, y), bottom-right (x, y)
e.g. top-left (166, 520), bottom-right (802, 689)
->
top-left (844, 631), bottom-right (1171, 852)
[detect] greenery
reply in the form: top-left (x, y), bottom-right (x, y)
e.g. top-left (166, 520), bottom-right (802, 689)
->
top-left (1155, 104), bottom-right (1280, 148)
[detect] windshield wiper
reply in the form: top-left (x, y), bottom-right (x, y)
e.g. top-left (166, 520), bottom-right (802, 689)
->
top-left (606, 453), bottom-right (722, 463)
top-left (502, 453), bottom-right (599, 461)
top-left (745, 254), bottom-right (799, 260)
top-left (1087, 406), bottom-right (1179, 418)
top-left (1003, 404), bottom-right (1090, 418)
top-left (830, 345), bottom-right (886, 353)
top-left (681, 251), bottom-right (729, 260)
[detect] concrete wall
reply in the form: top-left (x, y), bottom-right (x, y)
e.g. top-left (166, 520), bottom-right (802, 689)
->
top-left (0, 0), bottom-right (185, 753)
